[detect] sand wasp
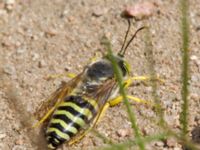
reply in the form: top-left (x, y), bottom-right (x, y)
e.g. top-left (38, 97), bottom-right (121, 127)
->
top-left (33, 20), bottom-right (150, 149)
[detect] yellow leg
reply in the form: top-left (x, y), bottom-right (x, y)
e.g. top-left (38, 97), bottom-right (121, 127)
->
top-left (108, 95), bottom-right (153, 107)
top-left (124, 75), bottom-right (164, 88)
top-left (32, 106), bottom-right (56, 128)
top-left (68, 91), bottom-right (154, 145)
top-left (68, 75), bottom-right (162, 145)
top-left (68, 94), bottom-right (153, 145)
top-left (68, 130), bottom-right (90, 146)
top-left (94, 103), bottom-right (110, 124)
top-left (89, 51), bottom-right (102, 63)
top-left (32, 88), bottom-right (68, 128)
top-left (32, 99), bottom-right (64, 128)
top-left (45, 73), bottom-right (76, 80)
top-left (32, 73), bottom-right (77, 128)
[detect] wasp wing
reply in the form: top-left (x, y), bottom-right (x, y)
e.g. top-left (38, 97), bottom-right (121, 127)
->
top-left (91, 79), bottom-right (118, 108)
top-left (34, 73), bottom-right (84, 122)
top-left (68, 79), bottom-right (118, 145)
top-left (89, 79), bottom-right (119, 127)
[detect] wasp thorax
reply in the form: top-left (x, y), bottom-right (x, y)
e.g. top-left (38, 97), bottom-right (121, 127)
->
top-left (87, 60), bottom-right (114, 81)
top-left (86, 55), bottom-right (129, 81)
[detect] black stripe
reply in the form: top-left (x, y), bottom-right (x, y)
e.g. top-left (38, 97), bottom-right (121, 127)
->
top-left (48, 137), bottom-right (58, 149)
top-left (46, 131), bottom-right (66, 146)
top-left (64, 95), bottom-right (97, 115)
top-left (49, 123), bottom-right (75, 138)
top-left (57, 106), bottom-right (88, 121)
top-left (49, 123), bottom-right (65, 133)
top-left (53, 114), bottom-right (81, 130)
top-left (65, 130), bottom-right (74, 138)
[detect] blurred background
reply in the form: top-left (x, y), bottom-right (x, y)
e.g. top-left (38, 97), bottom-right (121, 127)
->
top-left (0, 0), bottom-right (199, 150)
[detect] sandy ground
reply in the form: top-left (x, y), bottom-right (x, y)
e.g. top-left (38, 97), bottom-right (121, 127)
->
top-left (0, 0), bottom-right (200, 150)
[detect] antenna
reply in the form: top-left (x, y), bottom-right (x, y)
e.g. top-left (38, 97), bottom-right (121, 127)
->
top-left (118, 19), bottom-right (146, 56)
top-left (118, 19), bottom-right (131, 57)
top-left (122, 26), bottom-right (146, 56)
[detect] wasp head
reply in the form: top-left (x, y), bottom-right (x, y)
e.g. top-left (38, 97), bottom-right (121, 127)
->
top-left (87, 20), bottom-right (144, 82)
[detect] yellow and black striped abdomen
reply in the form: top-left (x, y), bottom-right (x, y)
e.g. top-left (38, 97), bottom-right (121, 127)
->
top-left (46, 95), bottom-right (98, 149)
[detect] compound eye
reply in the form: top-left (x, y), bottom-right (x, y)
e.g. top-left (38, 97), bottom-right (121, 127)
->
top-left (118, 61), bottom-right (129, 76)
top-left (123, 63), bottom-right (128, 73)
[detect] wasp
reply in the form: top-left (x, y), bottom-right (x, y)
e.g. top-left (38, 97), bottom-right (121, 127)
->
top-left (33, 20), bottom-right (150, 149)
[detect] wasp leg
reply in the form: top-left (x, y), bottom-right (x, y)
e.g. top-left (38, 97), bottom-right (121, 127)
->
top-left (68, 92), bottom-right (153, 145)
top-left (108, 95), bottom-right (153, 107)
top-left (67, 122), bottom-right (96, 146)
top-left (94, 102), bottom-right (110, 124)
top-left (32, 96), bottom-right (64, 128)
top-left (68, 131), bottom-right (89, 146)
top-left (124, 75), bottom-right (164, 88)
top-left (45, 73), bottom-right (76, 80)
top-left (67, 94), bottom-right (150, 146)
top-left (89, 51), bottom-right (102, 63)
top-left (32, 107), bottom-right (55, 128)
top-left (32, 102), bottom-right (62, 128)
top-left (67, 76), bottom-right (162, 145)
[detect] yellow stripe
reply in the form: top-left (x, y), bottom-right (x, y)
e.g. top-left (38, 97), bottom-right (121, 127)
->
top-left (48, 143), bottom-right (55, 149)
top-left (47, 128), bottom-right (70, 140)
top-left (83, 97), bottom-right (98, 110)
top-left (51, 119), bottom-right (78, 134)
top-left (59, 102), bottom-right (92, 118)
top-left (54, 138), bottom-right (60, 144)
top-left (54, 110), bottom-right (85, 126)
top-left (83, 97), bottom-right (98, 119)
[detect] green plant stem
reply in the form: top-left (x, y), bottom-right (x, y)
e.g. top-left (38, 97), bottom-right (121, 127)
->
top-left (102, 132), bottom-right (169, 150)
top-left (105, 40), bottom-right (145, 150)
top-left (144, 28), bottom-right (165, 127)
top-left (180, 0), bottom-right (189, 137)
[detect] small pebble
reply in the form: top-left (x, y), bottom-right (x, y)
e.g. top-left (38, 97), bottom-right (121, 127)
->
top-left (174, 147), bottom-right (181, 150)
top-left (5, 0), bottom-right (15, 5)
top-left (191, 126), bottom-right (200, 143)
top-left (12, 145), bottom-right (26, 150)
top-left (61, 9), bottom-right (69, 17)
top-left (67, 16), bottom-right (75, 22)
top-left (196, 26), bottom-right (200, 31)
top-left (190, 93), bottom-right (199, 101)
top-left (141, 127), bottom-right (149, 135)
top-left (0, 133), bottom-right (6, 139)
top-left (0, 9), bottom-right (8, 22)
top-left (82, 137), bottom-right (92, 147)
top-left (3, 64), bottom-right (16, 75)
top-left (15, 138), bottom-right (24, 145)
top-left (145, 86), bottom-right (153, 93)
top-left (92, 7), bottom-right (107, 17)
top-left (5, 0), bottom-right (15, 11)
top-left (45, 28), bottom-right (58, 37)
top-left (31, 35), bottom-right (39, 40)
top-left (32, 53), bottom-right (40, 61)
top-left (123, 2), bottom-right (157, 19)
top-left (116, 128), bottom-right (131, 137)
top-left (154, 141), bottom-right (164, 147)
top-left (0, 143), bottom-right (9, 150)
top-left (0, 2), bottom-right (5, 9)
top-left (191, 75), bottom-right (199, 82)
top-left (196, 60), bottom-right (200, 66)
top-left (16, 47), bottom-right (26, 54)
top-left (190, 55), bottom-right (198, 60)
top-left (165, 137), bottom-right (177, 147)
top-left (38, 60), bottom-right (46, 68)
top-left (2, 39), bottom-right (13, 47)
